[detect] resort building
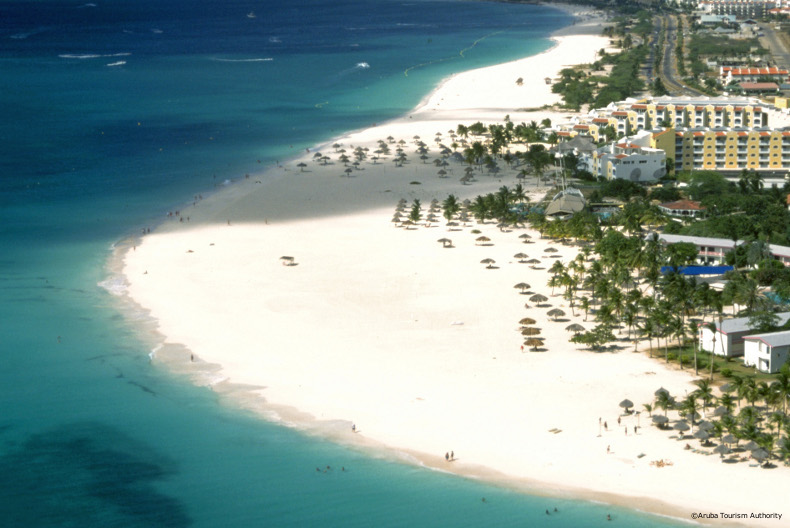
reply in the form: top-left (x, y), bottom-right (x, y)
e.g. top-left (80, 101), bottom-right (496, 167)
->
top-left (699, 14), bottom-right (738, 24)
top-left (655, 233), bottom-right (790, 267)
top-left (556, 96), bottom-right (773, 139)
top-left (553, 97), bottom-right (790, 174)
top-left (580, 139), bottom-right (666, 182)
top-left (721, 66), bottom-right (790, 85)
top-left (700, 0), bottom-right (773, 17)
top-left (665, 127), bottom-right (790, 173)
top-left (656, 233), bottom-right (740, 265)
top-left (738, 82), bottom-right (780, 93)
top-left (657, 199), bottom-right (706, 218)
top-left (699, 313), bottom-right (790, 358)
top-left (544, 188), bottom-right (586, 217)
top-left (743, 330), bottom-right (790, 373)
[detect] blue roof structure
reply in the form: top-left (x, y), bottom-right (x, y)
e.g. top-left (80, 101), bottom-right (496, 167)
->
top-left (660, 265), bottom-right (733, 276)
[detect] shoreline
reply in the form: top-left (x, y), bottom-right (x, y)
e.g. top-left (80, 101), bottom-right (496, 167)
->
top-left (113, 7), bottom-right (782, 528)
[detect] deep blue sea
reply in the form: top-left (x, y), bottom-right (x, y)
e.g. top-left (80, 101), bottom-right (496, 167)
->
top-left (0, 1), bottom-right (687, 526)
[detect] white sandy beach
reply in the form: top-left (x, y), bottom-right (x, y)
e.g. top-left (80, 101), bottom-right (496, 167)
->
top-left (120, 14), bottom-right (788, 528)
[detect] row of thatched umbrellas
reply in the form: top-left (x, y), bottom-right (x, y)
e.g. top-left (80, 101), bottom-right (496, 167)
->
top-left (641, 387), bottom-right (774, 466)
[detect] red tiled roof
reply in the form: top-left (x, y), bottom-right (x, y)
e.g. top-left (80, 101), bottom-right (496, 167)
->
top-left (592, 118), bottom-right (610, 123)
top-left (739, 82), bottom-right (779, 90)
top-left (659, 200), bottom-right (706, 211)
top-left (631, 104), bottom-right (647, 110)
top-left (573, 125), bottom-right (589, 130)
top-left (612, 111), bottom-right (629, 117)
top-left (614, 154), bottom-right (628, 159)
top-left (729, 67), bottom-right (788, 76)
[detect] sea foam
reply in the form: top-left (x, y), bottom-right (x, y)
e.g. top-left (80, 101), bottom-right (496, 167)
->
top-left (210, 57), bottom-right (274, 63)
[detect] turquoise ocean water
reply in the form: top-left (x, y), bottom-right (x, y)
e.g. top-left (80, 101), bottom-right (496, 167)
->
top-left (0, 1), bottom-right (688, 525)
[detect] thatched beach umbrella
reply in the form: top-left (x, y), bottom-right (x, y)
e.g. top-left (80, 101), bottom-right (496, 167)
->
top-left (514, 252), bottom-right (528, 263)
top-left (514, 282), bottom-right (531, 294)
top-left (437, 238), bottom-right (453, 248)
top-left (547, 308), bottom-right (565, 321)
top-left (530, 293), bottom-right (548, 306)
top-left (565, 323), bottom-right (585, 334)
top-left (519, 317), bottom-right (537, 326)
top-left (651, 415), bottom-right (669, 426)
top-left (713, 444), bottom-right (731, 458)
top-left (619, 399), bottom-right (634, 413)
top-left (721, 434), bottom-right (738, 446)
top-left (526, 258), bottom-right (541, 267)
top-left (751, 448), bottom-right (770, 465)
top-left (521, 327), bottom-right (541, 337)
top-left (713, 406), bottom-right (730, 417)
top-left (673, 421), bottom-right (690, 437)
top-left (698, 420), bottom-right (715, 432)
top-left (480, 258), bottom-right (496, 269)
top-left (438, 169), bottom-right (448, 178)
top-left (475, 236), bottom-right (491, 245)
top-left (524, 337), bottom-right (543, 351)
top-left (693, 429), bottom-right (710, 442)
top-left (743, 440), bottom-right (760, 452)
top-left (544, 247), bottom-right (558, 253)
top-left (279, 256), bottom-right (295, 266)
top-left (297, 162), bottom-right (307, 171)
top-left (654, 387), bottom-right (670, 399)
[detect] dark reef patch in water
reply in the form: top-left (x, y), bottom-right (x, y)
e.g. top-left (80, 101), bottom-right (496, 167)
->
top-left (0, 422), bottom-right (189, 527)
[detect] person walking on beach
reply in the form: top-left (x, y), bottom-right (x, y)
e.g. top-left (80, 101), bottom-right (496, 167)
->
top-left (445, 452), bottom-right (449, 461)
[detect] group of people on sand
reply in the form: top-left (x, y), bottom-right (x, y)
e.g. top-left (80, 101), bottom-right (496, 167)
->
top-left (444, 451), bottom-right (455, 461)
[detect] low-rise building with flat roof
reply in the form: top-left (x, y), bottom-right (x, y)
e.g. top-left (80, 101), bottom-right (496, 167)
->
top-left (699, 313), bottom-right (790, 358)
top-left (743, 330), bottom-right (790, 373)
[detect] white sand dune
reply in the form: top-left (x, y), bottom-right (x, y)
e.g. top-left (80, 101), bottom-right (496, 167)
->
top-left (121, 14), bottom-right (786, 527)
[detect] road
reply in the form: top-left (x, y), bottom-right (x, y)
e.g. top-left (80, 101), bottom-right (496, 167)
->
top-left (658, 14), bottom-right (706, 97)
top-left (758, 24), bottom-right (790, 70)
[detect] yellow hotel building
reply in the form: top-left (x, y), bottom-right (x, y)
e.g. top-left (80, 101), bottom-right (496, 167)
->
top-left (667, 128), bottom-right (790, 172)
top-left (556, 97), bottom-right (790, 173)
top-left (557, 97), bottom-right (770, 139)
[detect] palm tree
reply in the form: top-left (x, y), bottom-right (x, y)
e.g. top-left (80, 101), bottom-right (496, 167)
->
top-left (579, 296), bottom-right (590, 322)
top-left (655, 389), bottom-right (674, 417)
top-left (693, 379), bottom-right (715, 413)
top-left (730, 375), bottom-right (746, 410)
top-left (442, 194), bottom-right (460, 223)
top-left (408, 199), bottom-right (422, 225)
top-left (679, 395), bottom-right (699, 430)
top-left (771, 365), bottom-right (790, 416)
top-left (641, 316), bottom-right (656, 358)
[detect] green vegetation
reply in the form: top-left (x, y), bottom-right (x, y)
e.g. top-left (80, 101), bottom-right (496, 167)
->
top-left (669, 170), bottom-right (790, 246)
